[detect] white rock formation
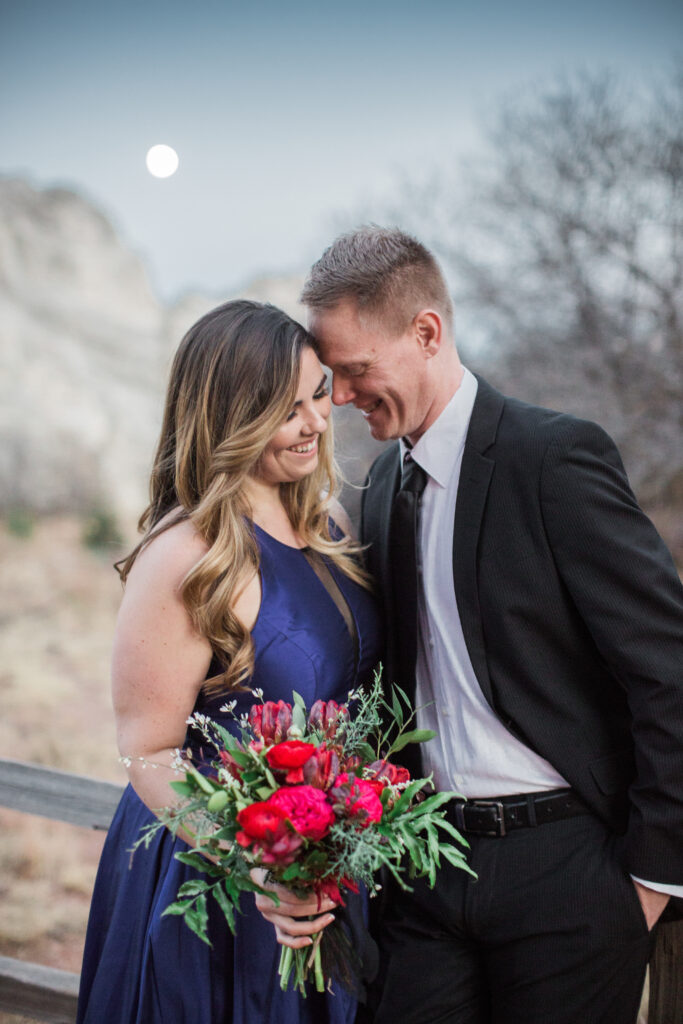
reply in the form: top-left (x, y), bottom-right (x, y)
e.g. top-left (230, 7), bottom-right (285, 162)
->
top-left (0, 178), bottom-right (313, 532)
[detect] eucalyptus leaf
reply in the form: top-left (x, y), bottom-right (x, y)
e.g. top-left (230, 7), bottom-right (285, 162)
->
top-left (390, 729), bottom-right (437, 754)
top-left (169, 780), bottom-right (195, 797)
top-left (292, 703), bottom-right (307, 733)
top-left (407, 792), bottom-right (455, 816)
top-left (434, 818), bottom-right (470, 848)
top-left (441, 845), bottom-right (478, 877)
top-left (177, 880), bottom-right (209, 898)
top-left (391, 689), bottom-right (404, 728)
top-left (174, 850), bottom-right (224, 877)
top-left (212, 882), bottom-right (237, 934)
top-left (161, 899), bottom-right (193, 916)
top-left (185, 894), bottom-right (211, 946)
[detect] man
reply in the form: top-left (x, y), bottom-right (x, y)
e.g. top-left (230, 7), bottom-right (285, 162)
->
top-left (301, 226), bottom-right (683, 1024)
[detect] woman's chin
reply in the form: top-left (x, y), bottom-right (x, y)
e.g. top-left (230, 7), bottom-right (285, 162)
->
top-left (281, 455), bottom-right (319, 484)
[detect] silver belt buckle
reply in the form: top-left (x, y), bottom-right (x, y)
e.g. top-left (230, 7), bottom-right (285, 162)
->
top-left (472, 799), bottom-right (507, 837)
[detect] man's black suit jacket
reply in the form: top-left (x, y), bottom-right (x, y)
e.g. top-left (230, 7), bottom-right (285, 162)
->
top-left (360, 376), bottom-right (683, 888)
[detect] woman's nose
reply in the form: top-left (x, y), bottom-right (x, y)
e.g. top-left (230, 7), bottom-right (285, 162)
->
top-left (301, 405), bottom-right (329, 434)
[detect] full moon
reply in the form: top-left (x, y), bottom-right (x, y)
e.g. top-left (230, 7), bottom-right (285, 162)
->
top-left (145, 144), bottom-right (179, 178)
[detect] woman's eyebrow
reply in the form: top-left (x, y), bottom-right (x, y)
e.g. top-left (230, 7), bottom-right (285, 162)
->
top-left (292, 374), bottom-right (328, 408)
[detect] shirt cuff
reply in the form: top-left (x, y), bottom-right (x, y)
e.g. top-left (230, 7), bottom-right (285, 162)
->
top-left (631, 876), bottom-right (683, 899)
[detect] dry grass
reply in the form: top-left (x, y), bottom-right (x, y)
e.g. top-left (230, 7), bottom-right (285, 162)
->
top-left (0, 516), bottom-right (126, 986)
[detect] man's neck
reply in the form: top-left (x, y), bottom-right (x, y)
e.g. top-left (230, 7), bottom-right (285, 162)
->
top-left (407, 357), bottom-right (464, 445)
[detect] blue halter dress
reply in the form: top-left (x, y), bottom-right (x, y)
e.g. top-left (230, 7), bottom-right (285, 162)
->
top-left (77, 523), bottom-right (383, 1024)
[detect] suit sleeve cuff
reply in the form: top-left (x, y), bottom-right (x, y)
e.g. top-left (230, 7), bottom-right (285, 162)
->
top-left (631, 876), bottom-right (683, 899)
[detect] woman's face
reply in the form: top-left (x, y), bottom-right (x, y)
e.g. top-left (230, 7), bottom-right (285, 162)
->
top-left (257, 346), bottom-right (332, 486)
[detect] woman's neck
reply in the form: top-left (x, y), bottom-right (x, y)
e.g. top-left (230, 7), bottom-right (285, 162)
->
top-left (242, 478), bottom-right (304, 548)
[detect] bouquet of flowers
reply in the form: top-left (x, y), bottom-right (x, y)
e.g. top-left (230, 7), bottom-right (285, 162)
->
top-left (133, 670), bottom-right (474, 995)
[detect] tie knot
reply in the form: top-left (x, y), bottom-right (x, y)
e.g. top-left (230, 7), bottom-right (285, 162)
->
top-left (400, 454), bottom-right (428, 495)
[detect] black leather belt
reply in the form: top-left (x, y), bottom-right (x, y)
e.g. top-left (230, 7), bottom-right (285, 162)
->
top-left (446, 788), bottom-right (590, 838)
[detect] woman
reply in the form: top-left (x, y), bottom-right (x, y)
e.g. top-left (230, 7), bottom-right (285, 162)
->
top-left (77, 300), bottom-right (382, 1024)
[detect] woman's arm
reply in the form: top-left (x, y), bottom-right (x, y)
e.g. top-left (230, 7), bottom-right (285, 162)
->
top-left (112, 520), bottom-right (213, 822)
top-left (113, 520), bottom-right (337, 943)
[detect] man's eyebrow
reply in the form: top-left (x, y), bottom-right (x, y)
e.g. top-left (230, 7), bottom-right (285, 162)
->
top-left (292, 374), bottom-right (328, 408)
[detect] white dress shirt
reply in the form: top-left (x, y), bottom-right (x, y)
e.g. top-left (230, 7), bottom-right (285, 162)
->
top-left (403, 366), bottom-right (683, 899)
top-left (404, 367), bottom-right (568, 797)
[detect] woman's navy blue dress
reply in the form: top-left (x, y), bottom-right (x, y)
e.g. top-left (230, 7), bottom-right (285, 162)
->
top-left (77, 524), bottom-right (382, 1024)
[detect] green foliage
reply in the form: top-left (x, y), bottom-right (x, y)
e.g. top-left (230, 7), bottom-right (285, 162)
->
top-left (82, 508), bottom-right (123, 551)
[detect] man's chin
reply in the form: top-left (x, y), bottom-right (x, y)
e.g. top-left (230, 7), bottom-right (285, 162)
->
top-left (367, 421), bottom-right (399, 442)
top-left (360, 403), bottom-right (399, 441)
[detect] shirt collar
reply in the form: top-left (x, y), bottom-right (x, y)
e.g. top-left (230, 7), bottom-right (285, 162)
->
top-left (399, 367), bottom-right (478, 488)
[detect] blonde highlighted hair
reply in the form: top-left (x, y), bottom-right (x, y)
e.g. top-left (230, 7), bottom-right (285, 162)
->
top-left (116, 299), bottom-right (368, 693)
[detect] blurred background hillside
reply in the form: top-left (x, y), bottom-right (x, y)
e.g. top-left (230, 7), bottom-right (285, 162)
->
top-left (0, 0), bottom-right (681, 1017)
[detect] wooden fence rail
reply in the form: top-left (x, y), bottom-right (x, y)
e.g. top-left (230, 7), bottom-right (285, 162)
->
top-left (0, 757), bottom-right (123, 1023)
top-left (0, 756), bottom-right (681, 1023)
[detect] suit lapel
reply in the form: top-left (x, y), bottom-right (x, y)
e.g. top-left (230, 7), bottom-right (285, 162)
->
top-left (452, 377), bottom-right (504, 708)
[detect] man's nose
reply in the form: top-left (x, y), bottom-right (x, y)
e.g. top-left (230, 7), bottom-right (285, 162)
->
top-left (331, 375), bottom-right (355, 406)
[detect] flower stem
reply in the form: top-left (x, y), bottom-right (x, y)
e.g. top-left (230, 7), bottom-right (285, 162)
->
top-left (279, 945), bottom-right (294, 991)
top-left (308, 932), bottom-right (325, 993)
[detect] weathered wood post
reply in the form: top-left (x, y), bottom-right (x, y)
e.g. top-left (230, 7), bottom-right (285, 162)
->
top-left (649, 920), bottom-right (683, 1024)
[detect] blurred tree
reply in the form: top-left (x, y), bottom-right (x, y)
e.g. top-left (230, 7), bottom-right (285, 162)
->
top-left (400, 65), bottom-right (683, 516)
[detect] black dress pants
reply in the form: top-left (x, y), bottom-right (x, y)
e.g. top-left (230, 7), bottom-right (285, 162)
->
top-left (370, 814), bottom-right (653, 1024)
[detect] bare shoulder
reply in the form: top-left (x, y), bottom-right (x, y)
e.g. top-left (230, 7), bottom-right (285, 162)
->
top-left (126, 519), bottom-right (209, 598)
top-left (113, 518), bottom-right (213, 686)
top-left (327, 496), bottom-right (355, 539)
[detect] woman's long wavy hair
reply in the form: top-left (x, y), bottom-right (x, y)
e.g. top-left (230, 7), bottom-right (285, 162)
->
top-left (116, 299), bottom-right (368, 694)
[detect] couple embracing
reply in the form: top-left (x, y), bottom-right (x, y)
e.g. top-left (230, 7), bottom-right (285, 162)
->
top-left (77, 227), bottom-right (683, 1024)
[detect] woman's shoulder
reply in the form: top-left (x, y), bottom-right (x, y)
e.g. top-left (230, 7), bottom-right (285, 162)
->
top-left (127, 517), bottom-right (209, 595)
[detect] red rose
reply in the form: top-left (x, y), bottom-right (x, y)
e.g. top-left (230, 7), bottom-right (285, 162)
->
top-left (236, 802), bottom-right (288, 842)
top-left (363, 778), bottom-right (386, 799)
top-left (266, 740), bottom-right (317, 783)
top-left (333, 773), bottom-right (384, 828)
top-left (249, 700), bottom-right (292, 744)
top-left (267, 785), bottom-right (335, 840)
top-left (235, 801), bottom-right (303, 865)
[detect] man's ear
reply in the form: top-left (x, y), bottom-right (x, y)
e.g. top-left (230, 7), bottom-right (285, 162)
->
top-left (414, 309), bottom-right (443, 357)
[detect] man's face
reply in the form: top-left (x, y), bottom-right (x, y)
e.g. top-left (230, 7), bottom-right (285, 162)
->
top-left (308, 299), bottom-right (430, 442)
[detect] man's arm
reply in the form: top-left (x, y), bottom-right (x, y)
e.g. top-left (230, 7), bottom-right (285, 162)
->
top-left (540, 418), bottom-right (683, 891)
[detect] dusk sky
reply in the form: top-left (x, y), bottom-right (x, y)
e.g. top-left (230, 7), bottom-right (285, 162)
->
top-left (2, 0), bottom-right (681, 300)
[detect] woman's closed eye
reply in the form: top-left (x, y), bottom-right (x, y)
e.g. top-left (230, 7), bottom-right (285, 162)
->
top-left (286, 379), bottom-right (330, 420)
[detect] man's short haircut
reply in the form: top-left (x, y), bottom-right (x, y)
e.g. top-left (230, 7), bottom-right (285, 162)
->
top-left (300, 225), bottom-right (454, 335)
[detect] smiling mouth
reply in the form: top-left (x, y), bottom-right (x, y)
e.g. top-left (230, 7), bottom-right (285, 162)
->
top-left (287, 438), bottom-right (318, 454)
top-left (360, 400), bottom-right (381, 418)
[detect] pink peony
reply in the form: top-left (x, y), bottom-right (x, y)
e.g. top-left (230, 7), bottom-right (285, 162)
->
top-left (267, 785), bottom-right (336, 841)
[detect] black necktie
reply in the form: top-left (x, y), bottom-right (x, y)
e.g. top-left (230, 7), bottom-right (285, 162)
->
top-left (390, 451), bottom-right (428, 696)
